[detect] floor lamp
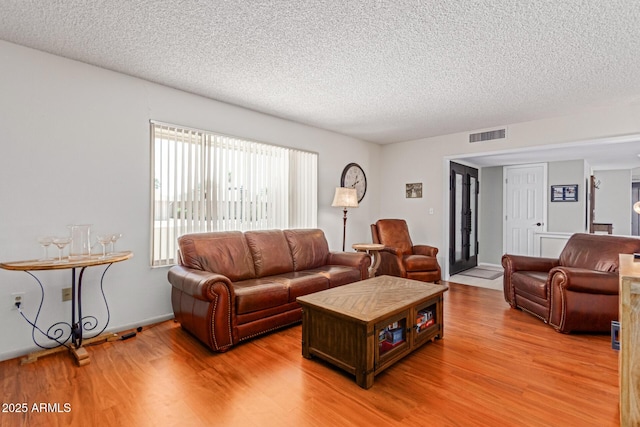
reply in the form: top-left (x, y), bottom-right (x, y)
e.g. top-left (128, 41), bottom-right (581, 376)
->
top-left (332, 187), bottom-right (359, 251)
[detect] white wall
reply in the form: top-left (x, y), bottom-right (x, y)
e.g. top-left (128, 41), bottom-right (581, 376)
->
top-left (547, 160), bottom-right (588, 233)
top-left (478, 166), bottom-right (503, 265)
top-left (593, 169), bottom-right (633, 235)
top-left (380, 100), bottom-right (640, 278)
top-left (0, 41), bottom-right (381, 361)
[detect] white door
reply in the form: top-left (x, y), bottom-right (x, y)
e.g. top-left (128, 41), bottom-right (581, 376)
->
top-left (504, 163), bottom-right (547, 255)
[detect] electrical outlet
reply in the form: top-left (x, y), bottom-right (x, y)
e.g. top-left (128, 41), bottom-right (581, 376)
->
top-left (62, 287), bottom-right (72, 302)
top-left (11, 292), bottom-right (24, 310)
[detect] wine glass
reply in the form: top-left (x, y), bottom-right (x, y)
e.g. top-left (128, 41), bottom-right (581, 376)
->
top-left (37, 236), bottom-right (53, 261)
top-left (109, 233), bottom-right (122, 254)
top-left (52, 236), bottom-right (72, 262)
top-left (96, 234), bottom-right (112, 259)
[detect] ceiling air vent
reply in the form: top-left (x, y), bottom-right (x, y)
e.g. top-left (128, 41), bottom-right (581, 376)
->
top-left (469, 128), bottom-right (506, 143)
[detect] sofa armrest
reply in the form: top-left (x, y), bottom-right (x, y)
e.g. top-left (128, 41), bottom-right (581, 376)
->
top-left (501, 254), bottom-right (559, 273)
top-left (327, 251), bottom-right (371, 279)
top-left (168, 265), bottom-right (237, 352)
top-left (549, 266), bottom-right (619, 295)
top-left (412, 245), bottom-right (438, 257)
top-left (168, 265), bottom-right (235, 301)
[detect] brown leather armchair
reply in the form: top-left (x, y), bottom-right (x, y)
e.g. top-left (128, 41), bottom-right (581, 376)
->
top-left (370, 219), bottom-right (441, 283)
top-left (502, 233), bottom-right (640, 333)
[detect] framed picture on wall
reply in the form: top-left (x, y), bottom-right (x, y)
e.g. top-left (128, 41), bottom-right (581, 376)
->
top-left (406, 183), bottom-right (422, 198)
top-left (551, 184), bottom-right (578, 202)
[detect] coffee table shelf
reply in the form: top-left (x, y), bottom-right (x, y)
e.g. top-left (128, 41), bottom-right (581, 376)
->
top-left (297, 275), bottom-right (448, 389)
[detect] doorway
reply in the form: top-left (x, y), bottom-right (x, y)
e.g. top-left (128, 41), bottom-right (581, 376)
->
top-left (449, 162), bottom-right (479, 275)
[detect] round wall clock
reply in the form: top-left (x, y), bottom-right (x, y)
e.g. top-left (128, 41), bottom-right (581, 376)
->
top-left (341, 162), bottom-right (367, 202)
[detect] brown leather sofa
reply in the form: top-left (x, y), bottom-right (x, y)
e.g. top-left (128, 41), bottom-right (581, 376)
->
top-left (168, 228), bottom-right (370, 352)
top-left (502, 233), bottom-right (640, 333)
top-left (370, 219), bottom-right (441, 283)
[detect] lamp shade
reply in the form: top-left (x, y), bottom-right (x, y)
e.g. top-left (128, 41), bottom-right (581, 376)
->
top-left (634, 201), bottom-right (640, 214)
top-left (331, 187), bottom-right (358, 208)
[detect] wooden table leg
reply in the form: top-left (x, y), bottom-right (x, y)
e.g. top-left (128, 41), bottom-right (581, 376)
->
top-left (71, 346), bottom-right (90, 366)
top-left (71, 332), bottom-right (120, 366)
top-left (20, 332), bottom-right (119, 366)
top-left (301, 308), bottom-right (311, 359)
top-left (356, 323), bottom-right (375, 389)
top-left (368, 250), bottom-right (382, 278)
top-left (20, 346), bottom-right (67, 365)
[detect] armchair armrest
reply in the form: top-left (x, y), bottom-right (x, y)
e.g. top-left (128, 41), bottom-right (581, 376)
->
top-left (501, 254), bottom-right (559, 307)
top-left (548, 266), bottom-right (620, 333)
top-left (377, 247), bottom-right (406, 277)
top-left (501, 254), bottom-right (559, 273)
top-left (381, 246), bottom-right (403, 256)
top-left (549, 266), bottom-right (619, 295)
top-left (413, 245), bottom-right (438, 257)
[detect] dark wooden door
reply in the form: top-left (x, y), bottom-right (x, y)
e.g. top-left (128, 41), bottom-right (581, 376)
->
top-left (449, 162), bottom-right (479, 275)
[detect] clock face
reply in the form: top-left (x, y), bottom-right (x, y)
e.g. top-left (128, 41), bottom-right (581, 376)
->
top-left (341, 163), bottom-right (367, 202)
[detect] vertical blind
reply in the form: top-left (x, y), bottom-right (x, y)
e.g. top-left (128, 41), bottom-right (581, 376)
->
top-left (150, 122), bottom-right (318, 266)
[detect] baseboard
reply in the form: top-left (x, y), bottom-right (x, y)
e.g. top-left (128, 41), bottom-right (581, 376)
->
top-left (0, 313), bottom-right (175, 363)
top-left (113, 313), bottom-right (175, 334)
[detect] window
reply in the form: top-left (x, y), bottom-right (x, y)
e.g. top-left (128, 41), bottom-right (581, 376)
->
top-left (150, 121), bottom-right (318, 266)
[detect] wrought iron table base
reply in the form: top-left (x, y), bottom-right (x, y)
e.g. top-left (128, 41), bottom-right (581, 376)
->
top-left (0, 252), bottom-right (132, 366)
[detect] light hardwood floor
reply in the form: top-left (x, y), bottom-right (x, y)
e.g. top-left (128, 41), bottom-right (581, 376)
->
top-left (0, 282), bottom-right (619, 427)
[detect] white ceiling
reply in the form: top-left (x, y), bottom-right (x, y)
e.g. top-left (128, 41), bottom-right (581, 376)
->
top-left (1, 1), bottom-right (640, 168)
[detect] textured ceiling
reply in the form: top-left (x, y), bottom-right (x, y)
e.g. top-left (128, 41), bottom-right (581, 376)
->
top-left (1, 0), bottom-right (640, 148)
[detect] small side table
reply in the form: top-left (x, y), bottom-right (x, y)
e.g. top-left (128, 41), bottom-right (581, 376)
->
top-left (352, 243), bottom-right (385, 278)
top-left (0, 251), bottom-right (133, 366)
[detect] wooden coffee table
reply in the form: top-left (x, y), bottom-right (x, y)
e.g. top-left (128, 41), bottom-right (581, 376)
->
top-left (297, 275), bottom-right (448, 389)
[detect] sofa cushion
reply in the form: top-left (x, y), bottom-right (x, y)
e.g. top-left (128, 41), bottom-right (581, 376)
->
top-left (512, 271), bottom-right (548, 299)
top-left (245, 230), bottom-right (294, 277)
top-left (307, 265), bottom-right (362, 288)
top-left (284, 229), bottom-right (329, 271)
top-left (178, 232), bottom-right (256, 281)
top-left (233, 278), bottom-right (289, 314)
top-left (269, 272), bottom-right (329, 302)
top-left (404, 254), bottom-right (439, 272)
